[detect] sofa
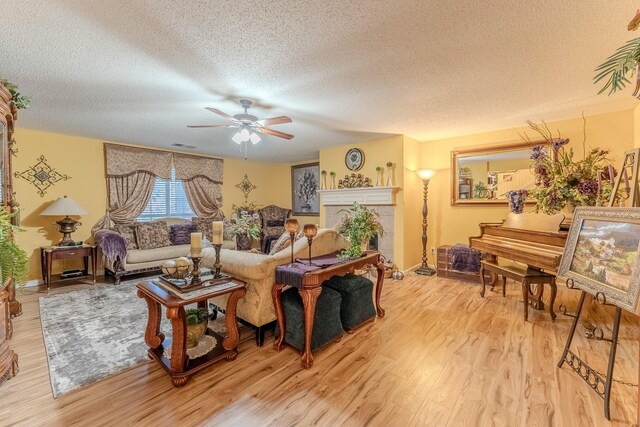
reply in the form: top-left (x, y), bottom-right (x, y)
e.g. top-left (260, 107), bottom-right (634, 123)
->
top-left (201, 228), bottom-right (349, 346)
top-left (94, 217), bottom-right (235, 284)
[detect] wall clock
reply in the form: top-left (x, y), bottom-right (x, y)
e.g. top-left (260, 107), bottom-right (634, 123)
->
top-left (345, 148), bottom-right (365, 171)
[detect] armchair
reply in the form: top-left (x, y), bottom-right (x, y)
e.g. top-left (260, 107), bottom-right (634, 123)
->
top-left (259, 205), bottom-right (292, 253)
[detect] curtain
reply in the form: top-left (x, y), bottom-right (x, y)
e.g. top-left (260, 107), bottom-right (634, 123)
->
top-left (91, 172), bottom-right (156, 233)
top-left (173, 153), bottom-right (224, 219)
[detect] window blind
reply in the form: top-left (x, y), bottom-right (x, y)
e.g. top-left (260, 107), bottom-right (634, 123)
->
top-left (138, 169), bottom-right (195, 221)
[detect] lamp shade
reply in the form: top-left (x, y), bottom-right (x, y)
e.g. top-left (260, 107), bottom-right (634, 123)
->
top-left (40, 196), bottom-right (88, 216)
top-left (416, 169), bottom-right (436, 181)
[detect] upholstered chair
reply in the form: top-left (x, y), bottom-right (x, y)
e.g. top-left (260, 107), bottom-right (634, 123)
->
top-left (258, 205), bottom-right (292, 252)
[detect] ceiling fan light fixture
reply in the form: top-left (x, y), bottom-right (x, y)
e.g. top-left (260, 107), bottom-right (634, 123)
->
top-left (249, 132), bottom-right (261, 144)
top-left (232, 131), bottom-right (244, 144)
top-left (239, 128), bottom-right (250, 140)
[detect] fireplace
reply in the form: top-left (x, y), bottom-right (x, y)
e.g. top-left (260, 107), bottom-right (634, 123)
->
top-left (368, 234), bottom-right (379, 251)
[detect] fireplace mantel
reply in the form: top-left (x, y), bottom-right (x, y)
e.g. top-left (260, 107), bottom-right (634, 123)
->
top-left (318, 187), bottom-right (400, 206)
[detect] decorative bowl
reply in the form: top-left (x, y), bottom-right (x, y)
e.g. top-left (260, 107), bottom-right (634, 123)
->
top-left (161, 257), bottom-right (194, 279)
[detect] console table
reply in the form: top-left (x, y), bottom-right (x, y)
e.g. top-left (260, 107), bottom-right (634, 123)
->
top-left (137, 278), bottom-right (246, 387)
top-left (272, 251), bottom-right (385, 369)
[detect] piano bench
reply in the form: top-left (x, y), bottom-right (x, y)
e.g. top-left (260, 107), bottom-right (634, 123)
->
top-left (479, 260), bottom-right (557, 321)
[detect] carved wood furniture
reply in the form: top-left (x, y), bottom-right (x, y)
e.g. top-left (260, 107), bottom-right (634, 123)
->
top-left (0, 289), bottom-right (18, 385)
top-left (137, 279), bottom-right (246, 387)
top-left (41, 245), bottom-right (98, 292)
top-left (272, 251), bottom-right (384, 369)
top-left (480, 259), bottom-right (557, 321)
top-left (0, 84), bottom-right (20, 318)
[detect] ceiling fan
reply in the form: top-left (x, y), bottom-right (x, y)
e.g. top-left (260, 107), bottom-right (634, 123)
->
top-left (188, 99), bottom-right (294, 145)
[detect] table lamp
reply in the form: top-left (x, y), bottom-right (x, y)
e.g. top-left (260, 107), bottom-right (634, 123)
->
top-left (303, 224), bottom-right (318, 266)
top-left (285, 218), bottom-right (300, 267)
top-left (40, 196), bottom-right (88, 246)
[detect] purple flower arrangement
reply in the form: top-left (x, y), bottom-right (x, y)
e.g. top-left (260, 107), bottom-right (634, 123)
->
top-left (506, 189), bottom-right (528, 214)
top-left (524, 120), bottom-right (612, 214)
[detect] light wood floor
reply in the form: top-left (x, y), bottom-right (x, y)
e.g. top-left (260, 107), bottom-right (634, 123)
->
top-left (0, 274), bottom-right (638, 426)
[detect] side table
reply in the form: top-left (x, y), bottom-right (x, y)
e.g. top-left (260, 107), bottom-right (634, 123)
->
top-left (41, 245), bottom-right (98, 292)
top-left (137, 278), bottom-right (246, 387)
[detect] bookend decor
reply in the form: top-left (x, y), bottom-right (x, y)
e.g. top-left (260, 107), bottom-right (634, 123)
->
top-left (557, 148), bottom-right (640, 421)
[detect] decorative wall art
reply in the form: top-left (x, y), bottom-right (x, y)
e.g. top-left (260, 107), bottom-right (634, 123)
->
top-left (292, 163), bottom-right (319, 215)
top-left (235, 174), bottom-right (256, 203)
top-left (345, 148), bottom-right (364, 171)
top-left (557, 206), bottom-right (640, 312)
top-left (14, 155), bottom-right (70, 197)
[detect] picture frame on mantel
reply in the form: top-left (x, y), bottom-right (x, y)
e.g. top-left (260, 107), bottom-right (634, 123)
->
top-left (291, 162), bottom-right (320, 216)
top-left (557, 206), bottom-right (640, 313)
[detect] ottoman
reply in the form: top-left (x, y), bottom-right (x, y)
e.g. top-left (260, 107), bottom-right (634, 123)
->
top-left (324, 273), bottom-right (376, 331)
top-left (276, 287), bottom-right (343, 351)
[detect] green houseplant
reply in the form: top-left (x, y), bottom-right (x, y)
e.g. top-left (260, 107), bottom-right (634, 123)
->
top-left (337, 202), bottom-right (384, 260)
top-left (0, 208), bottom-right (28, 288)
top-left (185, 307), bottom-right (209, 348)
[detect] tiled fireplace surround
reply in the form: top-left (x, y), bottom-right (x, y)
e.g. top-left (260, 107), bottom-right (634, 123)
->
top-left (320, 187), bottom-right (398, 264)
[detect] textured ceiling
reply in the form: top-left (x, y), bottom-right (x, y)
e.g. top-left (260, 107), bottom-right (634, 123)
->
top-left (1, 0), bottom-right (638, 162)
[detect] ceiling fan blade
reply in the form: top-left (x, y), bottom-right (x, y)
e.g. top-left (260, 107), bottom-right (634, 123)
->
top-left (256, 116), bottom-right (292, 126)
top-left (255, 127), bottom-right (294, 140)
top-left (187, 124), bottom-right (236, 128)
top-left (204, 107), bottom-right (240, 122)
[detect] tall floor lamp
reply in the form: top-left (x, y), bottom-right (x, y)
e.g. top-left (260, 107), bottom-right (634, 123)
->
top-left (415, 169), bottom-right (436, 275)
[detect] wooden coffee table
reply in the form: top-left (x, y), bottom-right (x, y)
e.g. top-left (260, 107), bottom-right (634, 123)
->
top-left (137, 278), bottom-right (246, 387)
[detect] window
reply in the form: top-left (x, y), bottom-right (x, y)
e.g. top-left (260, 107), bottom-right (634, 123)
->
top-left (138, 168), bottom-right (195, 221)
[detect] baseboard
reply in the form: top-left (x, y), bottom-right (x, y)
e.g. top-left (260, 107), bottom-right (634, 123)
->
top-left (403, 263), bottom-right (436, 274)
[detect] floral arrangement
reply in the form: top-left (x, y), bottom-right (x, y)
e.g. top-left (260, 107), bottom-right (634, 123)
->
top-left (231, 201), bottom-right (260, 216)
top-left (506, 189), bottom-right (528, 214)
top-left (525, 120), bottom-right (612, 214)
top-left (185, 308), bottom-right (209, 326)
top-left (0, 78), bottom-right (30, 109)
top-left (225, 210), bottom-right (261, 240)
top-left (336, 202), bottom-right (384, 260)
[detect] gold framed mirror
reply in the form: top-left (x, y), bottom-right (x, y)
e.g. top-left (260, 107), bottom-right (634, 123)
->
top-left (450, 141), bottom-right (549, 206)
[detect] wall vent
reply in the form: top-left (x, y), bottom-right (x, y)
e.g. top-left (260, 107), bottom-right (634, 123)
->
top-left (171, 143), bottom-right (197, 149)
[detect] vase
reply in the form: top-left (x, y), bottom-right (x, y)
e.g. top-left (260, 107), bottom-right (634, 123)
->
top-left (186, 321), bottom-right (207, 348)
top-left (376, 171), bottom-right (382, 186)
top-left (386, 166), bottom-right (393, 186)
top-left (330, 175), bottom-right (336, 190)
top-left (320, 175), bottom-right (327, 190)
top-left (507, 193), bottom-right (526, 214)
top-left (236, 234), bottom-right (252, 251)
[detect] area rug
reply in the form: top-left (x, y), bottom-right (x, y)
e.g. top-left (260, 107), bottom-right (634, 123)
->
top-left (39, 278), bottom-right (248, 398)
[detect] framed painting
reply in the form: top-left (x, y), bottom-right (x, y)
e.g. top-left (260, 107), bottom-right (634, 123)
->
top-left (557, 206), bottom-right (640, 312)
top-left (291, 162), bottom-right (320, 216)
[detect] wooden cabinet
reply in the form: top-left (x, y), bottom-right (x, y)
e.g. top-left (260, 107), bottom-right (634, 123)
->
top-left (0, 84), bottom-right (21, 318)
top-left (0, 290), bottom-right (18, 385)
top-left (458, 177), bottom-right (472, 199)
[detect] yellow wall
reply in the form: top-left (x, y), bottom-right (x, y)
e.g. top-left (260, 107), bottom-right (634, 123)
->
top-left (13, 128), bottom-right (315, 281)
top-left (418, 109), bottom-right (636, 259)
top-left (402, 135), bottom-right (423, 270)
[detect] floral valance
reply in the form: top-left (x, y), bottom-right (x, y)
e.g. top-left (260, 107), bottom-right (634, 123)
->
top-left (173, 152), bottom-right (223, 183)
top-left (105, 143), bottom-right (173, 179)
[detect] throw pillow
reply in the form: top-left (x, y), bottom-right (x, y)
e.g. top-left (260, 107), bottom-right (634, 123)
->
top-left (112, 224), bottom-right (138, 250)
top-left (170, 223), bottom-right (196, 245)
top-left (135, 221), bottom-right (172, 250)
top-left (269, 231), bottom-right (291, 255)
top-left (266, 220), bottom-right (285, 227)
top-left (192, 217), bottom-right (214, 241)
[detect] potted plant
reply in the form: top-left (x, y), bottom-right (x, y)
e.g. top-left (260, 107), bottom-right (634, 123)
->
top-left (337, 202), bottom-right (384, 260)
top-left (226, 210), bottom-right (261, 250)
top-left (0, 208), bottom-right (28, 307)
top-left (185, 307), bottom-right (209, 348)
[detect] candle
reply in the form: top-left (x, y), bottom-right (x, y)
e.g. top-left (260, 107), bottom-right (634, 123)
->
top-left (608, 165), bottom-right (615, 185)
top-left (190, 232), bottom-right (202, 257)
top-left (212, 221), bottom-right (224, 245)
top-left (597, 171), bottom-right (602, 195)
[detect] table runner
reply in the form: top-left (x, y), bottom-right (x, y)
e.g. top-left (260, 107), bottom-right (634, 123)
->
top-left (276, 252), bottom-right (346, 288)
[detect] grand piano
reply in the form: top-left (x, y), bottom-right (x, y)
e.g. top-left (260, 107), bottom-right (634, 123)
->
top-left (469, 212), bottom-right (568, 272)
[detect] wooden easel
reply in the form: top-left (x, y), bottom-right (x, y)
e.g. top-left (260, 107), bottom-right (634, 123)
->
top-left (558, 148), bottom-right (640, 422)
